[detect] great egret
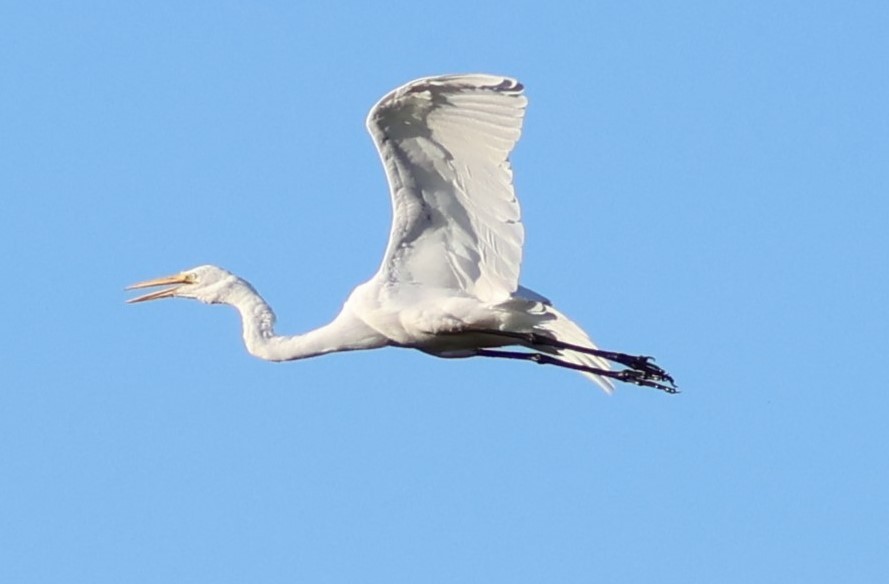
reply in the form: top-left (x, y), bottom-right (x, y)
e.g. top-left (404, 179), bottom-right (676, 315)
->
top-left (128, 74), bottom-right (676, 393)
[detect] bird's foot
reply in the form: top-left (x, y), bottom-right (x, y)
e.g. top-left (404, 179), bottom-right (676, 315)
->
top-left (597, 351), bottom-right (677, 393)
top-left (609, 353), bottom-right (675, 386)
top-left (615, 367), bottom-right (679, 394)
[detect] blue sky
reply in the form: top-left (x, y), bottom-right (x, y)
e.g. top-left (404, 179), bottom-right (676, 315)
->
top-left (2, 1), bottom-right (887, 582)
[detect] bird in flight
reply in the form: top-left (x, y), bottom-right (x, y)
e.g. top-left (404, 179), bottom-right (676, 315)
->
top-left (128, 74), bottom-right (676, 393)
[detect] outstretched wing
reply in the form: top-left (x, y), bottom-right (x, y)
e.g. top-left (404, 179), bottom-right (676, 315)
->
top-left (367, 74), bottom-right (527, 303)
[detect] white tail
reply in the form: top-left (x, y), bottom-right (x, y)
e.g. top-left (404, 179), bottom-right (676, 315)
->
top-left (535, 307), bottom-right (614, 393)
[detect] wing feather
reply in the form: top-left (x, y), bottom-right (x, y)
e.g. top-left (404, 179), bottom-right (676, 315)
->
top-left (367, 74), bottom-right (527, 303)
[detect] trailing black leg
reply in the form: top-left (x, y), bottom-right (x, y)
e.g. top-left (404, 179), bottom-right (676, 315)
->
top-left (474, 349), bottom-right (678, 394)
top-left (463, 330), bottom-right (678, 392)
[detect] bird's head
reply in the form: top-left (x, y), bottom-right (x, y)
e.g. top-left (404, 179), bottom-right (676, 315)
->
top-left (126, 264), bottom-right (238, 305)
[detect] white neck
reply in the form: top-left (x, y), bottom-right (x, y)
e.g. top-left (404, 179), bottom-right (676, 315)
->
top-left (224, 278), bottom-right (388, 361)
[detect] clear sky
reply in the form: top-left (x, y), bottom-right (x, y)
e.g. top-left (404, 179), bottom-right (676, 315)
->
top-left (2, 1), bottom-right (887, 582)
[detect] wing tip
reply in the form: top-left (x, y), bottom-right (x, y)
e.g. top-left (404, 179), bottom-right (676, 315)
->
top-left (367, 73), bottom-right (526, 136)
top-left (426, 73), bottom-right (524, 96)
top-left (372, 73), bottom-right (524, 107)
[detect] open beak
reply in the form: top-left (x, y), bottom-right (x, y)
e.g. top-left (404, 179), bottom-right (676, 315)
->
top-left (126, 273), bottom-right (194, 303)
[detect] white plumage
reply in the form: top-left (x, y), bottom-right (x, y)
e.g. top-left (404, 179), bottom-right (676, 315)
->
top-left (127, 74), bottom-right (676, 394)
top-left (369, 75), bottom-right (525, 303)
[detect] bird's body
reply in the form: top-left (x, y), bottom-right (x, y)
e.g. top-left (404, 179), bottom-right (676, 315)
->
top-left (128, 74), bottom-right (676, 393)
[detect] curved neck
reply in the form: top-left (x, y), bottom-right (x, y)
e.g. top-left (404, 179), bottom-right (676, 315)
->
top-left (225, 279), bottom-right (387, 361)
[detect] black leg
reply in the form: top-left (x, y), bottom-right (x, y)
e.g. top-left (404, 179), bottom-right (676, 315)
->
top-left (467, 330), bottom-right (677, 391)
top-left (475, 349), bottom-right (679, 394)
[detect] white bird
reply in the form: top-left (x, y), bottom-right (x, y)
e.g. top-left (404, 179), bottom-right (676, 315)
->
top-left (128, 74), bottom-right (676, 393)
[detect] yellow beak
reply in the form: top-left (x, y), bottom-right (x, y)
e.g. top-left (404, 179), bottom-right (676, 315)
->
top-left (126, 273), bottom-right (194, 303)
